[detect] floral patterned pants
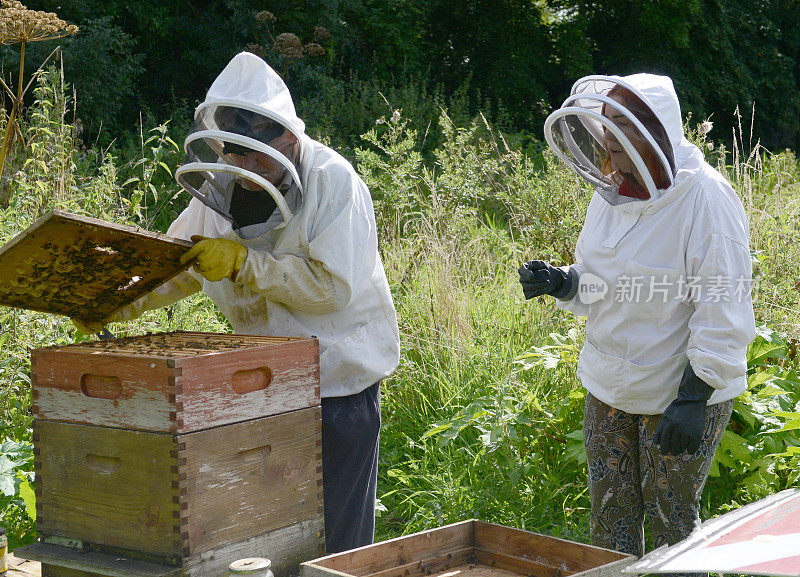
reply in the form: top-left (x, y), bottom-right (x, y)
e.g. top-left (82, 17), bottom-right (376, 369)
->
top-left (583, 392), bottom-right (733, 558)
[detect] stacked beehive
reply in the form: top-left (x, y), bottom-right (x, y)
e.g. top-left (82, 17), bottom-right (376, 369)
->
top-left (23, 331), bottom-right (325, 577)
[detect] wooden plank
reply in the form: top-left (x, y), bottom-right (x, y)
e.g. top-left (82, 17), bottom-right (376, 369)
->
top-left (6, 552), bottom-right (42, 577)
top-left (570, 557), bottom-right (635, 577)
top-left (32, 351), bottom-right (176, 431)
top-left (473, 522), bottom-right (629, 573)
top-left (0, 210), bottom-right (192, 321)
top-left (426, 563), bottom-right (528, 577)
top-left (474, 549), bottom-right (571, 577)
top-left (181, 406), bottom-right (323, 553)
top-left (14, 542), bottom-right (179, 577)
top-left (307, 520), bottom-right (475, 576)
top-left (181, 514), bottom-right (325, 577)
top-left (360, 547), bottom-right (474, 577)
top-left (174, 339), bottom-right (320, 431)
top-left (34, 420), bottom-right (179, 557)
top-left (41, 565), bottom-right (93, 577)
top-left (303, 562), bottom-right (359, 577)
top-left (25, 517), bottom-right (325, 577)
top-left (59, 332), bottom-right (307, 357)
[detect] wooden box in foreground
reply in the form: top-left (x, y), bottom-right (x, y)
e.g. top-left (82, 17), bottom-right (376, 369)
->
top-left (29, 406), bottom-right (324, 576)
top-left (302, 520), bottom-right (635, 577)
top-left (34, 408), bottom-right (323, 561)
top-left (31, 331), bottom-right (320, 432)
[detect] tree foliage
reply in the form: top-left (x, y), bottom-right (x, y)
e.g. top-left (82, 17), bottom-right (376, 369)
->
top-left (10, 0), bottom-right (800, 150)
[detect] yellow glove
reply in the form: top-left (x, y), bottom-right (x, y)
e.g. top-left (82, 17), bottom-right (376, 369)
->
top-left (180, 235), bottom-right (247, 282)
top-left (71, 318), bottom-right (105, 335)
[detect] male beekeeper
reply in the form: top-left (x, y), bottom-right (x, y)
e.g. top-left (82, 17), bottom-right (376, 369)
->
top-left (72, 52), bottom-right (401, 554)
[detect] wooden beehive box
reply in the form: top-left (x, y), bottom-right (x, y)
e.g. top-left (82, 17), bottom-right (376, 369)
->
top-left (31, 331), bottom-right (320, 432)
top-left (0, 211), bottom-right (193, 322)
top-left (302, 520), bottom-right (636, 577)
top-left (31, 406), bottom-right (324, 576)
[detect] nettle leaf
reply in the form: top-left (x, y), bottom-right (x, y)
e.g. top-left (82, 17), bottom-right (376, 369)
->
top-left (748, 333), bottom-right (788, 368)
top-left (749, 370), bottom-right (777, 390)
top-left (769, 445), bottom-right (800, 458)
top-left (770, 409), bottom-right (800, 419)
top-left (762, 435), bottom-right (786, 455)
top-left (564, 429), bottom-right (586, 465)
top-left (713, 448), bottom-right (738, 470)
top-left (741, 465), bottom-right (773, 492)
top-left (757, 383), bottom-right (790, 398)
top-left (775, 419), bottom-right (800, 433)
top-left (718, 430), bottom-right (754, 464)
top-left (478, 425), bottom-right (504, 450)
top-left (772, 371), bottom-right (800, 394)
top-left (18, 477), bottom-right (36, 521)
top-left (755, 323), bottom-right (782, 343)
top-left (747, 341), bottom-right (789, 367)
top-left (734, 396), bottom-right (759, 429)
top-left (0, 455), bottom-right (22, 497)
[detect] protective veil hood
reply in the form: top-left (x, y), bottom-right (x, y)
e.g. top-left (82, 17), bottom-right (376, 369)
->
top-left (202, 51), bottom-right (306, 140)
top-left (175, 52), bottom-right (307, 237)
top-left (544, 73), bottom-right (683, 205)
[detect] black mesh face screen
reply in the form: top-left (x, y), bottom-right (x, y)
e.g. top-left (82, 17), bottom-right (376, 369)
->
top-left (214, 107), bottom-right (285, 144)
top-left (229, 182), bottom-right (279, 228)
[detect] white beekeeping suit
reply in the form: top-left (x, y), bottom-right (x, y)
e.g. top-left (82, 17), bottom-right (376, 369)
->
top-left (543, 73), bottom-right (755, 414)
top-left (113, 52), bottom-right (400, 398)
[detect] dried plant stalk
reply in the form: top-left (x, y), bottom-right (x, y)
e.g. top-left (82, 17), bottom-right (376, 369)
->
top-left (0, 0), bottom-right (78, 180)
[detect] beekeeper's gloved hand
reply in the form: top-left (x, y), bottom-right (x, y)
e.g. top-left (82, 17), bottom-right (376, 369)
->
top-left (654, 363), bottom-right (714, 456)
top-left (71, 318), bottom-right (105, 335)
top-left (181, 235), bottom-right (247, 282)
top-left (518, 260), bottom-right (571, 299)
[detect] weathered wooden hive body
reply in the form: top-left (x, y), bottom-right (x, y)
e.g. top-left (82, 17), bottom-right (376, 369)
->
top-left (22, 331), bottom-right (325, 577)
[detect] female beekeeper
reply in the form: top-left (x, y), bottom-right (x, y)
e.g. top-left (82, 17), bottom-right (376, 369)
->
top-left (73, 52), bottom-right (400, 554)
top-left (518, 74), bottom-right (755, 556)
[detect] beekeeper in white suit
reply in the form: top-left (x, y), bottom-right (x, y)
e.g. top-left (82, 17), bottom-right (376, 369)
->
top-left (519, 74), bottom-right (755, 557)
top-left (73, 52), bottom-right (400, 553)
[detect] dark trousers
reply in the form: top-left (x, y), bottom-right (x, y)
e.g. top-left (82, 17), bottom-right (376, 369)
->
top-left (583, 392), bottom-right (732, 559)
top-left (321, 382), bottom-right (381, 554)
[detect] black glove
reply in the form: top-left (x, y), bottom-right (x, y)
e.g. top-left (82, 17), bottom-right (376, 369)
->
top-left (654, 363), bottom-right (714, 456)
top-left (518, 260), bottom-right (572, 299)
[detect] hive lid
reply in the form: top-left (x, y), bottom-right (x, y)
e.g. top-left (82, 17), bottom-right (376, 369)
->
top-left (624, 488), bottom-right (800, 577)
top-left (0, 210), bottom-right (193, 321)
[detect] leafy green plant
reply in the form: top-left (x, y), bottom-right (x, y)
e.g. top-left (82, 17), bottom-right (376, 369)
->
top-left (0, 438), bottom-right (35, 549)
top-left (706, 324), bottom-right (800, 512)
top-left (0, 0), bottom-right (77, 186)
top-left (120, 121), bottom-right (181, 231)
top-left (356, 108), bottom-right (425, 240)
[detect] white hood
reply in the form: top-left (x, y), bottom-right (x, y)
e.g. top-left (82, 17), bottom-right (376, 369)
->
top-left (571, 73), bottom-right (683, 163)
top-left (200, 51), bottom-right (306, 142)
top-left (175, 53), bottom-right (308, 236)
top-left (545, 72), bottom-right (695, 204)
